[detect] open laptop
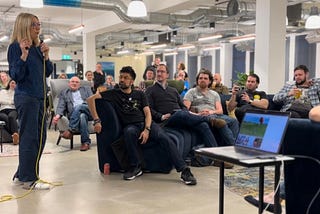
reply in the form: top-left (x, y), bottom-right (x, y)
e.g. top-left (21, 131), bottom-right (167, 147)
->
top-left (197, 109), bottom-right (290, 161)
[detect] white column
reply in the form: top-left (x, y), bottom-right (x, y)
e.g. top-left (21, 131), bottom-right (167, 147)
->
top-left (220, 43), bottom-right (233, 87)
top-left (245, 51), bottom-right (251, 74)
top-left (211, 50), bottom-right (216, 73)
top-left (288, 35), bottom-right (296, 81)
top-left (197, 55), bottom-right (201, 73)
top-left (83, 32), bottom-right (96, 75)
top-left (254, 0), bottom-right (287, 93)
top-left (316, 43), bottom-right (320, 78)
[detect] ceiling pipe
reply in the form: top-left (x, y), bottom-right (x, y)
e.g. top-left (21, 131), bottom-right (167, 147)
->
top-left (43, 0), bottom-right (233, 27)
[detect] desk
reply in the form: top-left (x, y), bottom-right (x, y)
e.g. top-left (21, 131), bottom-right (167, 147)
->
top-left (195, 147), bottom-right (294, 214)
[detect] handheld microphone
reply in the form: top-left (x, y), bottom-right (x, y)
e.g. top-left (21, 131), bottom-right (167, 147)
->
top-left (39, 34), bottom-right (44, 44)
top-left (39, 34), bottom-right (45, 57)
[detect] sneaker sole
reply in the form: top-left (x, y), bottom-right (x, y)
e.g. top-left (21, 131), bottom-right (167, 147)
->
top-left (123, 170), bottom-right (143, 180)
top-left (181, 178), bottom-right (197, 185)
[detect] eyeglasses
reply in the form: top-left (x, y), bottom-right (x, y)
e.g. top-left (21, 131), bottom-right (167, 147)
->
top-left (31, 22), bottom-right (41, 28)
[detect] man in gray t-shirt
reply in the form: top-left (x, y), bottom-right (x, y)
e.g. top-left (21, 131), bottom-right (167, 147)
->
top-left (184, 69), bottom-right (239, 146)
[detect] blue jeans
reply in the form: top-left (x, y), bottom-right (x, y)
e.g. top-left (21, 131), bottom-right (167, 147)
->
top-left (69, 103), bottom-right (92, 144)
top-left (123, 121), bottom-right (186, 172)
top-left (165, 110), bottom-right (218, 147)
top-left (209, 114), bottom-right (239, 146)
top-left (14, 94), bottom-right (47, 182)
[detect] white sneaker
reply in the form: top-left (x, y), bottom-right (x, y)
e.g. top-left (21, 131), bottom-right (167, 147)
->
top-left (12, 177), bottom-right (24, 186)
top-left (23, 181), bottom-right (51, 190)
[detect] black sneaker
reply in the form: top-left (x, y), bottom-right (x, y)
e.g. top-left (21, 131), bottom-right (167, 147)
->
top-left (123, 166), bottom-right (143, 180)
top-left (181, 167), bottom-right (197, 185)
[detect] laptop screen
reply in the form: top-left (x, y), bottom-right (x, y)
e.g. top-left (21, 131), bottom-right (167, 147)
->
top-left (235, 110), bottom-right (290, 153)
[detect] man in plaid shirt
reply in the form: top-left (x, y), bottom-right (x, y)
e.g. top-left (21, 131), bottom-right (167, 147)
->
top-left (273, 65), bottom-right (320, 118)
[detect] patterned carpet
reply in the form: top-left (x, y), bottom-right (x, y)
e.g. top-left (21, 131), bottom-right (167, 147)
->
top-left (224, 166), bottom-right (282, 197)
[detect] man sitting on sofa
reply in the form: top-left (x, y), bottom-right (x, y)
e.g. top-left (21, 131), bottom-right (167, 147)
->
top-left (183, 69), bottom-right (239, 146)
top-left (86, 66), bottom-right (197, 185)
top-left (273, 65), bottom-right (320, 118)
top-left (227, 73), bottom-right (269, 122)
top-left (52, 76), bottom-right (93, 151)
top-left (145, 64), bottom-right (226, 150)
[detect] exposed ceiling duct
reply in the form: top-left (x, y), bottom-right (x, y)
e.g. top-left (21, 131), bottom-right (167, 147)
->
top-left (44, 0), bottom-right (231, 28)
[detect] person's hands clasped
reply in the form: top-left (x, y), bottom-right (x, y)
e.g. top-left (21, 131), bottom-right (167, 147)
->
top-left (241, 92), bottom-right (250, 103)
top-left (161, 113), bottom-right (171, 121)
top-left (139, 129), bottom-right (149, 144)
top-left (52, 115), bottom-right (60, 125)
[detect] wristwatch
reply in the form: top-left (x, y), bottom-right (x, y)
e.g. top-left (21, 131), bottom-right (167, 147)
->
top-left (145, 127), bottom-right (151, 131)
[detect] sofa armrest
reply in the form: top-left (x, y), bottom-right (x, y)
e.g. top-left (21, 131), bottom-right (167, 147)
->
top-left (283, 118), bottom-right (320, 214)
top-left (95, 99), bottom-right (123, 172)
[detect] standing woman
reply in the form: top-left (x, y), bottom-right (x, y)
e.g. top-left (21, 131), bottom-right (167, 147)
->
top-left (0, 79), bottom-right (19, 145)
top-left (7, 13), bottom-right (53, 190)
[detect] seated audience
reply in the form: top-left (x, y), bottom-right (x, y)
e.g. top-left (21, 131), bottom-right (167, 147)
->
top-left (183, 69), bottom-right (239, 146)
top-left (85, 70), bottom-right (94, 93)
top-left (212, 73), bottom-right (229, 95)
top-left (227, 74), bottom-right (269, 122)
top-left (87, 66), bottom-right (197, 185)
top-left (52, 76), bottom-right (93, 151)
top-left (105, 75), bottom-right (116, 90)
top-left (138, 66), bottom-right (156, 91)
top-left (175, 69), bottom-right (190, 98)
top-left (0, 71), bottom-right (10, 90)
top-left (57, 73), bottom-right (67, 79)
top-left (0, 79), bottom-right (19, 145)
top-left (273, 65), bottom-right (320, 118)
top-left (145, 64), bottom-right (226, 149)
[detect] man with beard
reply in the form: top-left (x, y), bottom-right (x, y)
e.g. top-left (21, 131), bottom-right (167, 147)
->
top-left (86, 66), bottom-right (197, 185)
top-left (273, 65), bottom-right (320, 118)
top-left (183, 69), bottom-right (239, 146)
top-left (145, 64), bottom-right (227, 150)
top-left (228, 73), bottom-right (269, 122)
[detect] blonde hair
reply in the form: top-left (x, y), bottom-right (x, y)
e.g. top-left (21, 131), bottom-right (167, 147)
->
top-left (10, 13), bottom-right (40, 46)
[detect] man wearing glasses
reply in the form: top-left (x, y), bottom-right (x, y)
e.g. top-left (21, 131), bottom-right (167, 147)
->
top-left (146, 64), bottom-right (226, 150)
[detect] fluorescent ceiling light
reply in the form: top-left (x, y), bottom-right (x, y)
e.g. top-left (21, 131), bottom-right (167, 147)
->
top-left (229, 34), bottom-right (256, 43)
top-left (0, 35), bottom-right (8, 42)
top-left (117, 50), bottom-right (130, 55)
top-left (203, 46), bottom-right (221, 51)
top-left (177, 45), bottom-right (195, 50)
top-left (140, 51), bottom-right (154, 55)
top-left (164, 52), bottom-right (178, 56)
top-left (68, 24), bottom-right (84, 34)
top-left (198, 34), bottom-right (222, 42)
top-left (150, 44), bottom-right (167, 49)
top-left (20, 0), bottom-right (43, 8)
top-left (127, 0), bottom-right (147, 17)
